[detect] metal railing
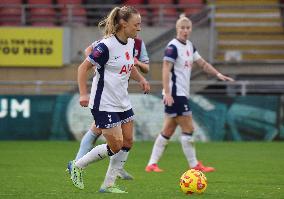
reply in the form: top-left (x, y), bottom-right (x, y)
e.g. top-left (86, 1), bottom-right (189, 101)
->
top-left (1, 80), bottom-right (284, 96)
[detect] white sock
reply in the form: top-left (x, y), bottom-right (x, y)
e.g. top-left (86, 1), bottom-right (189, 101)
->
top-left (148, 134), bottom-right (169, 165)
top-left (75, 130), bottom-right (99, 161)
top-left (75, 144), bottom-right (110, 169)
top-left (180, 133), bottom-right (198, 168)
top-left (101, 150), bottom-right (129, 189)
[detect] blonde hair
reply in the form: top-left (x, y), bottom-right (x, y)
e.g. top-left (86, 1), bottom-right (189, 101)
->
top-left (98, 6), bottom-right (139, 38)
top-left (176, 13), bottom-right (191, 29)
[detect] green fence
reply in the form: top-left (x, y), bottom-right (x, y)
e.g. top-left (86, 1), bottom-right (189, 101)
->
top-left (190, 95), bottom-right (283, 141)
top-left (0, 94), bottom-right (283, 141)
top-left (0, 95), bottom-right (71, 140)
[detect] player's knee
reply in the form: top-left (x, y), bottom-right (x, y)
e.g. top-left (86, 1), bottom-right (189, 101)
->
top-left (109, 141), bottom-right (123, 154)
top-left (162, 128), bottom-right (175, 138)
top-left (160, 132), bottom-right (171, 140)
top-left (123, 137), bottom-right (133, 148)
top-left (110, 146), bottom-right (121, 154)
top-left (181, 126), bottom-right (194, 133)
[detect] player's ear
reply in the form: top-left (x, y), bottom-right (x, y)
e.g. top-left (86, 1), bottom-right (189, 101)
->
top-left (120, 19), bottom-right (128, 28)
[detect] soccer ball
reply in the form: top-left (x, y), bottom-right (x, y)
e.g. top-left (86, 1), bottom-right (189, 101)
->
top-left (179, 169), bottom-right (207, 194)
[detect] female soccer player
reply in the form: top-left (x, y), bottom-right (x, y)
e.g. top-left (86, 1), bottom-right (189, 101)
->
top-left (67, 37), bottom-right (150, 180)
top-left (70, 6), bottom-right (150, 193)
top-left (145, 14), bottom-right (234, 173)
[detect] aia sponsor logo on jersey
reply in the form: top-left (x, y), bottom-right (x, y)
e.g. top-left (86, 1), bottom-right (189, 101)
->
top-left (119, 64), bottom-right (134, 74)
top-left (125, 51), bottom-right (130, 60)
top-left (184, 60), bottom-right (192, 68)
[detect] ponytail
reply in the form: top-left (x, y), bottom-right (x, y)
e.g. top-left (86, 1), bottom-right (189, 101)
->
top-left (98, 6), bottom-right (139, 38)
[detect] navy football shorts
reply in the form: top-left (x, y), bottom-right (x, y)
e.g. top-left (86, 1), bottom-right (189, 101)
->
top-left (91, 108), bottom-right (135, 129)
top-left (164, 96), bottom-right (192, 117)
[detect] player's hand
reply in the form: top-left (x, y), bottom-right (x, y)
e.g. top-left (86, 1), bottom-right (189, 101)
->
top-left (134, 57), bottom-right (138, 66)
top-left (139, 79), bottom-right (150, 94)
top-left (79, 94), bottom-right (89, 107)
top-left (217, 73), bottom-right (235, 82)
top-left (163, 93), bottom-right (174, 106)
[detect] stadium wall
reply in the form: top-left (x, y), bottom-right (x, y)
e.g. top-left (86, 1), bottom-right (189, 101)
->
top-left (0, 26), bottom-right (174, 82)
top-left (70, 26), bottom-right (171, 62)
top-left (149, 25), bottom-right (210, 62)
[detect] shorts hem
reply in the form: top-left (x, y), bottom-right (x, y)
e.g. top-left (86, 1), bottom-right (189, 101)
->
top-left (98, 122), bottom-right (122, 129)
top-left (121, 115), bottom-right (135, 124)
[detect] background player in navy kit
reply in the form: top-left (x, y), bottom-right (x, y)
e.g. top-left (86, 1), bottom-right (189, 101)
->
top-left (145, 14), bottom-right (234, 173)
top-left (69, 6), bottom-right (150, 193)
top-left (66, 37), bottom-right (150, 180)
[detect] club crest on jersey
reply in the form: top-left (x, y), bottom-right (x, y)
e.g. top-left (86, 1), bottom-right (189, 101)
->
top-left (125, 51), bottom-right (130, 60)
top-left (93, 49), bottom-right (101, 58)
top-left (119, 64), bottom-right (134, 74)
top-left (166, 46), bottom-right (173, 55)
top-left (92, 46), bottom-right (103, 58)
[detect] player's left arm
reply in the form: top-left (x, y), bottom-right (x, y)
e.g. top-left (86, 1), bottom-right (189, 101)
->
top-left (195, 58), bottom-right (234, 82)
top-left (135, 58), bottom-right (149, 73)
top-left (130, 66), bottom-right (150, 94)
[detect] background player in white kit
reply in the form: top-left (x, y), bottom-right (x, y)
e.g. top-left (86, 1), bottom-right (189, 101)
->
top-left (66, 37), bottom-right (150, 180)
top-left (69, 6), bottom-right (150, 193)
top-left (145, 14), bottom-right (234, 173)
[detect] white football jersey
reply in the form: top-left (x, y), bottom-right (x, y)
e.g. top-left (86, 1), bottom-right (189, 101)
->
top-left (87, 35), bottom-right (135, 112)
top-left (163, 38), bottom-right (201, 98)
top-left (91, 39), bottom-right (149, 63)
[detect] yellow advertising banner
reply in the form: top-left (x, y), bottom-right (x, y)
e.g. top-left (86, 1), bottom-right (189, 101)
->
top-left (0, 28), bottom-right (63, 67)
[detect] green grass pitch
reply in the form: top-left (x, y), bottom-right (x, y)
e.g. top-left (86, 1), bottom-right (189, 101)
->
top-left (0, 141), bottom-right (283, 199)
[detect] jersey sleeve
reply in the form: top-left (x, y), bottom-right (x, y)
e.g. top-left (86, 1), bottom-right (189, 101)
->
top-left (91, 39), bottom-right (101, 49)
top-left (163, 44), bottom-right (178, 63)
top-left (139, 41), bottom-right (150, 64)
top-left (87, 43), bottom-right (109, 68)
top-left (192, 44), bottom-right (202, 62)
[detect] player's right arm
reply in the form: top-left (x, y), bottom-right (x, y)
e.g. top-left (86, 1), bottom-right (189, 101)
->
top-left (162, 60), bottom-right (174, 106)
top-left (162, 44), bottom-right (177, 106)
top-left (78, 59), bottom-right (93, 107)
top-left (84, 45), bottom-right (93, 58)
top-left (84, 41), bottom-right (100, 58)
top-left (78, 42), bottom-right (109, 107)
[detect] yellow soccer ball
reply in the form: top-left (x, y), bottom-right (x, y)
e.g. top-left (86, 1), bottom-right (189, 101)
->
top-left (179, 169), bottom-right (208, 195)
